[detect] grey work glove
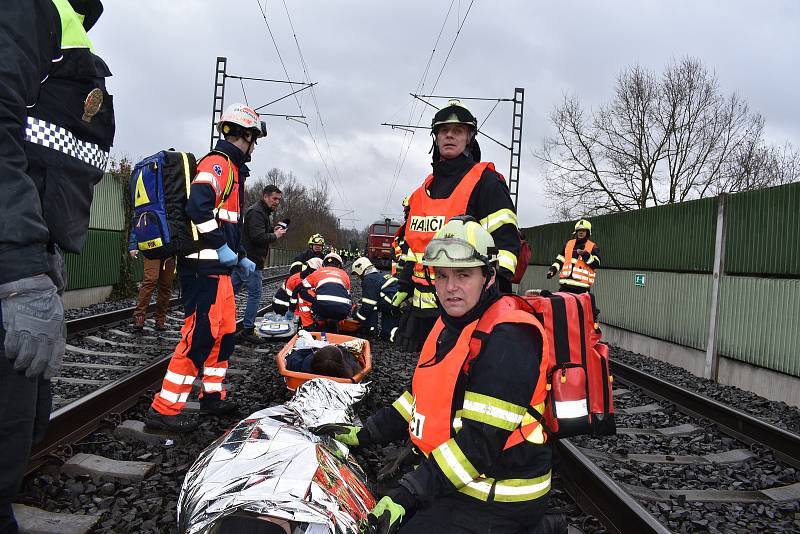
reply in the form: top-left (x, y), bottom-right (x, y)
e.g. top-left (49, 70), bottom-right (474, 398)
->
top-left (0, 274), bottom-right (66, 379)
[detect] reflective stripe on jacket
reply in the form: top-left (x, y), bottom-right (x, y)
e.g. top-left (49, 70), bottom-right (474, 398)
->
top-left (408, 295), bottom-right (551, 502)
top-left (559, 239), bottom-right (596, 288)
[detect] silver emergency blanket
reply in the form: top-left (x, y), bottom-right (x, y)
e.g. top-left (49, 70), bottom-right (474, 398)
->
top-left (178, 379), bottom-right (375, 534)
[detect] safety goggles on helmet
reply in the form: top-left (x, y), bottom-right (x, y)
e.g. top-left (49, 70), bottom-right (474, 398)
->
top-left (422, 237), bottom-right (495, 268)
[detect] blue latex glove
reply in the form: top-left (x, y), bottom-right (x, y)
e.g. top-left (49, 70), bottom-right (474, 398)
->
top-left (238, 257), bottom-right (256, 277)
top-left (216, 244), bottom-right (238, 267)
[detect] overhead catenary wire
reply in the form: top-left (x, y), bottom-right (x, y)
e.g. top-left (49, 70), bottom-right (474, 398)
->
top-left (253, 0), bottom-right (351, 212)
top-left (381, 0), bottom-right (477, 215)
top-left (381, 0), bottom-right (457, 215)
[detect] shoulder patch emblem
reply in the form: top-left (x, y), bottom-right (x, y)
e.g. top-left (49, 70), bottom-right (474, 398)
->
top-left (213, 164), bottom-right (223, 177)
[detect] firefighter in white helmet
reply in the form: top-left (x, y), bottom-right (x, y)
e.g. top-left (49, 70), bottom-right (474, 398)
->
top-left (351, 257), bottom-right (400, 340)
top-left (315, 217), bottom-right (552, 533)
top-left (146, 103), bottom-right (266, 433)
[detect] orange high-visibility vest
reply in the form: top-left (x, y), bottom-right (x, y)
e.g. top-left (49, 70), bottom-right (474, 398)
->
top-left (560, 239), bottom-right (596, 288)
top-left (409, 296), bottom-right (550, 455)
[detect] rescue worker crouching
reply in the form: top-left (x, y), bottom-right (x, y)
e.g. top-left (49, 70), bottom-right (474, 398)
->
top-left (547, 219), bottom-right (601, 294)
top-left (145, 103), bottom-right (267, 433)
top-left (294, 233), bottom-right (326, 264)
top-left (292, 257), bottom-right (324, 330)
top-left (315, 217), bottom-right (552, 533)
top-left (272, 261), bottom-right (304, 318)
top-left (351, 257), bottom-right (399, 341)
top-left (393, 100), bottom-right (521, 353)
top-left (296, 253), bottom-right (352, 331)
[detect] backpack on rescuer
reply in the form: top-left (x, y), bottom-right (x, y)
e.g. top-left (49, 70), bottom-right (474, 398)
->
top-left (130, 150), bottom-right (234, 259)
top-left (467, 291), bottom-right (615, 439)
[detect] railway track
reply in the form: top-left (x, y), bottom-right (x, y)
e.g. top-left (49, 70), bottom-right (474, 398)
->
top-left (29, 272), bottom-right (288, 474)
top-left (556, 358), bottom-right (800, 533)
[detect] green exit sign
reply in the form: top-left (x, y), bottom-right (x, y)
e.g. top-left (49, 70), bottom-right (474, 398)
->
top-left (634, 273), bottom-right (646, 287)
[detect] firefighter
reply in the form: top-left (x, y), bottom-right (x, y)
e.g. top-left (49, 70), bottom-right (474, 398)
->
top-left (547, 219), bottom-right (601, 294)
top-left (296, 253), bottom-right (352, 330)
top-left (323, 251), bottom-right (344, 269)
top-left (0, 1), bottom-right (115, 530)
top-left (294, 233), bottom-right (326, 264)
top-left (351, 257), bottom-right (399, 341)
top-left (314, 217), bottom-right (551, 533)
top-left (392, 100), bottom-right (521, 352)
top-left (293, 257), bottom-right (324, 329)
top-left (272, 261), bottom-right (304, 318)
top-left (145, 103), bottom-right (267, 432)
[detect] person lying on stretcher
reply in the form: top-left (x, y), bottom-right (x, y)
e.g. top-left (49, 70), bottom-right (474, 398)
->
top-left (285, 344), bottom-right (363, 379)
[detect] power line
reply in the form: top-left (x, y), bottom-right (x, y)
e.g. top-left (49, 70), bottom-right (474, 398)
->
top-left (253, 0), bottom-right (350, 211)
top-left (281, 0), bottom-right (352, 213)
top-left (381, 0), bottom-right (458, 215)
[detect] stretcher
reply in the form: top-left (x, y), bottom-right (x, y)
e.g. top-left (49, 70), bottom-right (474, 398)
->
top-left (275, 332), bottom-right (372, 392)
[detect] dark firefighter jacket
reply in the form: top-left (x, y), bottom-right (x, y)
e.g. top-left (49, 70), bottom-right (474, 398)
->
top-left (355, 271), bottom-right (398, 324)
top-left (363, 285), bottom-right (551, 505)
top-left (177, 139), bottom-right (249, 276)
top-left (242, 199), bottom-right (278, 269)
top-left (0, 0), bottom-right (115, 285)
top-left (398, 154), bottom-right (520, 301)
top-left (294, 249), bottom-right (324, 264)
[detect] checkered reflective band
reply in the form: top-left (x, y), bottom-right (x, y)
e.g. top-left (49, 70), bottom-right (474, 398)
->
top-left (25, 116), bottom-right (110, 170)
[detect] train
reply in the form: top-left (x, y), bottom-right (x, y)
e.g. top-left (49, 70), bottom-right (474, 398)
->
top-left (366, 218), bottom-right (402, 270)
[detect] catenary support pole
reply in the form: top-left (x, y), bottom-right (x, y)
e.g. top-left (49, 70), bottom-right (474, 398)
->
top-left (704, 193), bottom-right (727, 381)
top-left (508, 88), bottom-right (524, 209)
top-left (210, 57), bottom-right (227, 151)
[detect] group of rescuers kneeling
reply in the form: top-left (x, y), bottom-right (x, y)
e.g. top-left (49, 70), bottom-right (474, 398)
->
top-left (136, 98), bottom-right (599, 533)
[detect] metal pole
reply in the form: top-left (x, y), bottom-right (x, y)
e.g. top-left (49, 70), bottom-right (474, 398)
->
top-left (508, 88), bottom-right (524, 210)
top-left (704, 193), bottom-right (727, 381)
top-left (210, 57), bottom-right (227, 151)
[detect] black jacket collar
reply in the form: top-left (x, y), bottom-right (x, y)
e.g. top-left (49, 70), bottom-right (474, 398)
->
top-left (213, 139), bottom-right (249, 172)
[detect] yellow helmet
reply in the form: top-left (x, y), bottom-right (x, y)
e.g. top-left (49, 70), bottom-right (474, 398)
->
top-left (574, 219), bottom-right (592, 235)
top-left (308, 233), bottom-right (325, 246)
top-left (422, 216), bottom-right (497, 268)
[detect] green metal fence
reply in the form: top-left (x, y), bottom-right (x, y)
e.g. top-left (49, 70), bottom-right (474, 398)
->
top-left (519, 181), bottom-right (800, 380)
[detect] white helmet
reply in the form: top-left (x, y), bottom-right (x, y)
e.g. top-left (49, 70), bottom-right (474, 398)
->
top-left (351, 257), bottom-right (373, 277)
top-left (324, 252), bottom-right (343, 266)
top-left (305, 257), bottom-right (324, 271)
top-left (217, 103), bottom-right (267, 138)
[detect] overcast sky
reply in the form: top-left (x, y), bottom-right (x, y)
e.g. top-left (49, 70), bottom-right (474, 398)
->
top-left (91, 0), bottom-right (800, 230)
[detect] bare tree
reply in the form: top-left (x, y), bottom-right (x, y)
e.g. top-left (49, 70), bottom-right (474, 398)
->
top-left (537, 57), bottom-right (798, 218)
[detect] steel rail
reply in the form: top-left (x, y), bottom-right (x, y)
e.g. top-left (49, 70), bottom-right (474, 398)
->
top-left (556, 440), bottom-right (671, 534)
top-left (31, 273), bottom-right (289, 470)
top-left (611, 359), bottom-right (800, 469)
top-left (66, 298), bottom-right (181, 336)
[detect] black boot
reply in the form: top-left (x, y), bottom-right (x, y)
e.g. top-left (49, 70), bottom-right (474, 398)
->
top-left (200, 397), bottom-right (238, 416)
top-left (239, 327), bottom-right (263, 344)
top-left (144, 408), bottom-right (198, 433)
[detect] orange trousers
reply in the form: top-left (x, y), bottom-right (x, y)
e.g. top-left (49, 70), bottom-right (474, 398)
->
top-left (151, 274), bottom-right (236, 415)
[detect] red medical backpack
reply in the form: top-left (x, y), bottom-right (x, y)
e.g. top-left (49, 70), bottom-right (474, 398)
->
top-left (524, 291), bottom-right (615, 438)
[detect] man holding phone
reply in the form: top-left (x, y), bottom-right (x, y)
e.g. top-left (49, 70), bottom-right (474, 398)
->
top-left (235, 184), bottom-right (287, 343)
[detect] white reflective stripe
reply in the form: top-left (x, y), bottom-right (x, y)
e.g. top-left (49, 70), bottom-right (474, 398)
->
top-left (165, 370), bottom-right (195, 385)
top-left (316, 295), bottom-right (351, 304)
top-left (203, 382), bottom-right (223, 392)
top-left (316, 277), bottom-right (346, 287)
top-left (462, 399), bottom-right (524, 425)
top-left (438, 442), bottom-right (474, 486)
top-left (356, 312), bottom-right (367, 321)
top-left (299, 306), bottom-right (311, 312)
top-left (193, 172), bottom-right (220, 195)
top-left (465, 479), bottom-right (493, 496)
top-left (214, 208), bottom-right (239, 222)
top-left (274, 297), bottom-right (290, 307)
top-left (481, 210), bottom-right (517, 231)
top-left (497, 251), bottom-right (517, 272)
top-left (195, 219), bottom-right (218, 233)
top-left (185, 249), bottom-right (219, 260)
top-left (159, 389), bottom-right (190, 404)
top-left (493, 476), bottom-right (552, 497)
top-left (395, 395), bottom-right (413, 417)
top-left (361, 297), bottom-right (378, 305)
top-left (555, 398), bottom-right (589, 418)
top-left (453, 417), bottom-right (463, 431)
top-left (381, 293), bottom-right (393, 304)
top-left (203, 367), bottom-right (227, 377)
top-left (381, 278), bottom-right (397, 289)
top-left (290, 297), bottom-right (298, 304)
top-left (24, 116), bottom-right (110, 170)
